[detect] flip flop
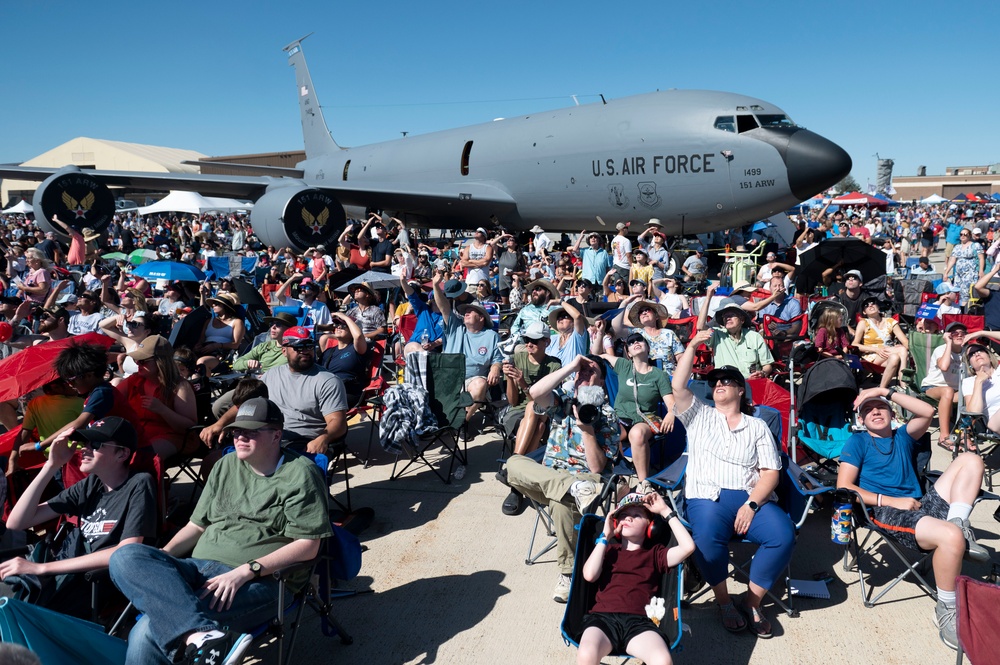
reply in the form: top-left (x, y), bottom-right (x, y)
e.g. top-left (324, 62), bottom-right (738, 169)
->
top-left (718, 601), bottom-right (747, 633)
top-left (741, 604), bottom-right (773, 638)
top-left (937, 438), bottom-right (956, 452)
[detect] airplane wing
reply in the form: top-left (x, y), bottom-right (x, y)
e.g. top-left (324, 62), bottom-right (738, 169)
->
top-left (0, 166), bottom-right (518, 217)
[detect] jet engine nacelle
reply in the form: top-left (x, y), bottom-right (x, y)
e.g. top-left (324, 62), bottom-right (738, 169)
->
top-left (250, 185), bottom-right (346, 252)
top-left (33, 166), bottom-right (116, 237)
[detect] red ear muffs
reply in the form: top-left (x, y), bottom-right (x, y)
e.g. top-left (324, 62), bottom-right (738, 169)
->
top-left (612, 516), bottom-right (654, 539)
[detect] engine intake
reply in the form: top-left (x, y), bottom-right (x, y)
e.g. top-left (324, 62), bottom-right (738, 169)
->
top-left (34, 167), bottom-right (116, 237)
top-left (250, 186), bottom-right (345, 252)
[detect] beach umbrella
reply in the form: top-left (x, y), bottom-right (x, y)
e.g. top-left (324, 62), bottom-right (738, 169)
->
top-left (127, 248), bottom-right (159, 265)
top-left (0, 332), bottom-right (113, 406)
top-left (794, 238), bottom-right (888, 294)
top-left (0, 596), bottom-right (127, 665)
top-left (328, 269), bottom-right (401, 293)
top-left (101, 252), bottom-right (128, 261)
top-left (130, 260), bottom-right (206, 282)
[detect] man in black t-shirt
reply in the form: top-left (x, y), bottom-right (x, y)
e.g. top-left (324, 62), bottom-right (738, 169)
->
top-left (370, 223), bottom-right (396, 273)
top-left (0, 418), bottom-right (156, 616)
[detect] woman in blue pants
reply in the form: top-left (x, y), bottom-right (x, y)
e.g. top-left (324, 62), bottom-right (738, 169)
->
top-left (670, 329), bottom-right (795, 638)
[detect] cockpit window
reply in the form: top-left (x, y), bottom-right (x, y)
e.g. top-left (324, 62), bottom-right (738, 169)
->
top-left (714, 116), bottom-right (736, 133)
top-left (736, 115), bottom-right (759, 133)
top-left (756, 114), bottom-right (795, 128)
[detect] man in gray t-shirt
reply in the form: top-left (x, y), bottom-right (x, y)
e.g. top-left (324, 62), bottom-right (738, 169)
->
top-left (202, 326), bottom-right (348, 455)
top-left (433, 273), bottom-right (503, 423)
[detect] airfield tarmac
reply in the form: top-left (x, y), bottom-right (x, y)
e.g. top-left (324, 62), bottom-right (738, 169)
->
top-left (242, 243), bottom-right (990, 665)
top-left (244, 423), bottom-right (992, 665)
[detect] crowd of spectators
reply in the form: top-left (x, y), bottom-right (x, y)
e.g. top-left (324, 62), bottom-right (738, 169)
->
top-left (0, 197), bottom-right (999, 659)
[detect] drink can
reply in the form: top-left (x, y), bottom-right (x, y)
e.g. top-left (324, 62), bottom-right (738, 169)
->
top-left (831, 502), bottom-right (852, 545)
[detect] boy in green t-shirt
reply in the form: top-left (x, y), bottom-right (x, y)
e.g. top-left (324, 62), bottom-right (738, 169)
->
top-left (499, 321), bottom-right (562, 515)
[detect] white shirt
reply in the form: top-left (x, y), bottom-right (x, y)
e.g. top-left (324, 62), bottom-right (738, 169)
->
top-left (923, 345), bottom-right (961, 390)
top-left (676, 397), bottom-right (781, 501)
top-left (962, 371), bottom-right (1000, 419)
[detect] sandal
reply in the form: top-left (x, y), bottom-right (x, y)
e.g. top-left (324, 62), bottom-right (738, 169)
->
top-left (937, 437), bottom-right (957, 452)
top-left (741, 604), bottom-right (773, 638)
top-left (717, 601), bottom-right (747, 633)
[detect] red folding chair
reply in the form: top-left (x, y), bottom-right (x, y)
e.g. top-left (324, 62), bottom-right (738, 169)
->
top-left (956, 574), bottom-right (1000, 665)
top-left (346, 340), bottom-right (389, 468)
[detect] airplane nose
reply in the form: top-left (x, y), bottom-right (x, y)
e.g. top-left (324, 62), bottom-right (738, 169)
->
top-left (784, 129), bottom-right (852, 201)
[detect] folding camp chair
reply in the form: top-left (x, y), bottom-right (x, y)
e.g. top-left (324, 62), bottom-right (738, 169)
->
top-left (390, 353), bottom-right (473, 484)
top-left (835, 432), bottom-right (948, 608)
top-left (345, 341), bottom-right (389, 468)
top-left (955, 574), bottom-right (1000, 665)
top-left (521, 447), bottom-right (559, 566)
top-left (560, 513), bottom-right (686, 657)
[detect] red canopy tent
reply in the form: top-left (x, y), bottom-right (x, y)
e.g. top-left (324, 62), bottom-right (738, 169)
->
top-left (830, 192), bottom-right (891, 209)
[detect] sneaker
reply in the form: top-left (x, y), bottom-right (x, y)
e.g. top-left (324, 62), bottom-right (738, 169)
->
top-left (553, 574), bottom-right (571, 603)
top-left (569, 479), bottom-right (600, 514)
top-left (502, 489), bottom-right (525, 516)
top-left (934, 601), bottom-right (958, 650)
top-left (183, 630), bottom-right (252, 665)
top-left (949, 517), bottom-right (990, 563)
top-left (637, 479), bottom-right (657, 495)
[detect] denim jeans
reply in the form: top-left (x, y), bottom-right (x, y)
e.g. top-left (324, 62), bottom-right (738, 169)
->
top-left (109, 543), bottom-right (280, 664)
top-left (686, 489), bottom-right (795, 591)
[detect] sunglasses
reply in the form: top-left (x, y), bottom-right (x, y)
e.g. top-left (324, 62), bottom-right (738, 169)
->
top-left (82, 439), bottom-right (129, 452)
top-left (626, 337), bottom-right (646, 347)
top-left (283, 343), bottom-right (316, 352)
top-left (231, 427), bottom-right (278, 440)
top-left (710, 377), bottom-right (740, 388)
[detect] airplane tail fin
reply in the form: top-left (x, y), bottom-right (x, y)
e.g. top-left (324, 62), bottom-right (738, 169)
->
top-left (283, 35), bottom-right (340, 158)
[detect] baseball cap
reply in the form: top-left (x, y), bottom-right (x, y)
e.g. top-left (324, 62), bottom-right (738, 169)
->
top-left (282, 326), bottom-right (314, 347)
top-left (225, 397), bottom-right (284, 431)
top-left (611, 492), bottom-right (653, 520)
top-left (706, 365), bottom-right (746, 389)
top-left (845, 270), bottom-right (863, 281)
top-left (70, 416), bottom-right (138, 452)
top-left (128, 334), bottom-right (171, 362)
top-left (856, 395), bottom-right (892, 415)
top-left (522, 321), bottom-right (550, 341)
top-left (945, 322), bottom-right (967, 333)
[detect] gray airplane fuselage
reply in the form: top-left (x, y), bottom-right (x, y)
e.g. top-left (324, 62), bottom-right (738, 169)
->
top-left (296, 89), bottom-right (849, 235)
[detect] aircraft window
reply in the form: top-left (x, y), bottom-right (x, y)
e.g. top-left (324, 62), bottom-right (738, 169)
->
top-left (461, 141), bottom-right (473, 176)
top-left (342, 160), bottom-right (350, 181)
top-left (736, 115), bottom-right (759, 133)
top-left (714, 116), bottom-right (736, 133)
top-left (756, 114), bottom-right (795, 128)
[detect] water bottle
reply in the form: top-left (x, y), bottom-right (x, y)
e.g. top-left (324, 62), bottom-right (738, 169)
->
top-left (420, 331), bottom-right (430, 347)
top-left (831, 501), bottom-right (852, 545)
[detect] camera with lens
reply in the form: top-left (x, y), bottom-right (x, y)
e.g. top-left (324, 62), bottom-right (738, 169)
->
top-left (572, 384), bottom-right (609, 426)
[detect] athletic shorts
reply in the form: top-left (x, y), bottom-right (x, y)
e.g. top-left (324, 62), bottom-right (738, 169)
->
top-left (870, 485), bottom-right (949, 552)
top-left (920, 238), bottom-right (933, 248)
top-left (581, 612), bottom-right (663, 654)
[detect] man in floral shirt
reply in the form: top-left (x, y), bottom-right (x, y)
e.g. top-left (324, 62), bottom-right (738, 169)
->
top-left (501, 355), bottom-right (618, 603)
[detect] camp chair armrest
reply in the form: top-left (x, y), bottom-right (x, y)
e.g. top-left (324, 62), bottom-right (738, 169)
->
top-left (785, 459), bottom-right (833, 497)
top-left (269, 557), bottom-right (320, 581)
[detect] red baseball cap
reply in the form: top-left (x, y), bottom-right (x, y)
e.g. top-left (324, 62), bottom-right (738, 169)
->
top-left (282, 326), bottom-right (314, 347)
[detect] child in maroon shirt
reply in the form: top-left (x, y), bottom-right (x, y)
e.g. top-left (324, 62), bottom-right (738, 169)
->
top-left (577, 492), bottom-right (695, 665)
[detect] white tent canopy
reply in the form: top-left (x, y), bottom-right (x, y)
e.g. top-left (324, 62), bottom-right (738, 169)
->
top-left (1, 200), bottom-right (33, 214)
top-left (919, 194), bottom-right (950, 204)
top-left (138, 190), bottom-right (252, 216)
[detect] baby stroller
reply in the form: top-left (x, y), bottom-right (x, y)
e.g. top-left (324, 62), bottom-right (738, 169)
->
top-left (791, 357), bottom-right (859, 480)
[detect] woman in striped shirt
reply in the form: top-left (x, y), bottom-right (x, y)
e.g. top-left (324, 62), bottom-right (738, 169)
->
top-left (670, 329), bottom-right (795, 639)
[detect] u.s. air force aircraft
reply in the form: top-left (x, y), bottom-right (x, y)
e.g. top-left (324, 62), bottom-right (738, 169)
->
top-left (0, 35), bottom-right (850, 252)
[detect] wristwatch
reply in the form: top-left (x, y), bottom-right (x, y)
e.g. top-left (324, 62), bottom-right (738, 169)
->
top-left (247, 560), bottom-right (263, 578)
top-left (745, 500), bottom-right (760, 513)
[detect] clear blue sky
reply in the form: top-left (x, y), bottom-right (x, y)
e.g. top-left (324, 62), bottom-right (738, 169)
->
top-left (1, 0), bottom-right (997, 191)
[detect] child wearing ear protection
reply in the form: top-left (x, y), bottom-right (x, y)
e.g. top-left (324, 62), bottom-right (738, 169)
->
top-left (576, 492), bottom-right (695, 665)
